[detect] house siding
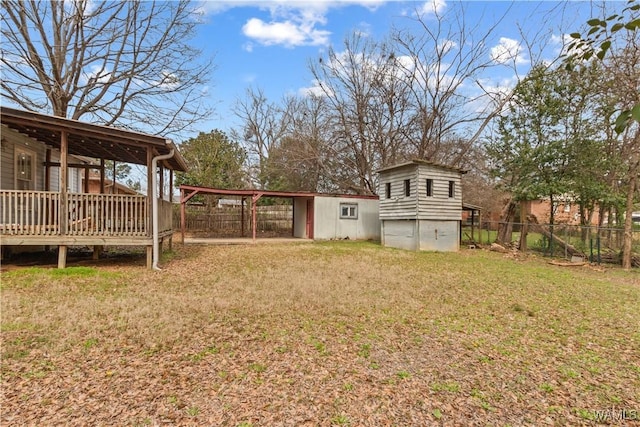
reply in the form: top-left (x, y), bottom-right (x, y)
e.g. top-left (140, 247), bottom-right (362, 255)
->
top-left (1, 125), bottom-right (45, 190)
top-left (378, 165), bottom-right (417, 220)
top-left (416, 166), bottom-right (462, 221)
top-left (1, 125), bottom-right (83, 192)
top-left (418, 220), bottom-right (459, 251)
top-left (313, 196), bottom-right (380, 240)
top-left (381, 220), bottom-right (417, 250)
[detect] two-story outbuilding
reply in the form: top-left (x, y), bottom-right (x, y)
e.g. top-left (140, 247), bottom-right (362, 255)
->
top-left (378, 160), bottom-right (466, 252)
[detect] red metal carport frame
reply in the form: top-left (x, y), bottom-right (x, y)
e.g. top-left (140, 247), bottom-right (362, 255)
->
top-left (180, 186), bottom-right (317, 242)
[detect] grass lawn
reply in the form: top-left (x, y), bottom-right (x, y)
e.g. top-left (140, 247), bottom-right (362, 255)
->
top-left (1, 241), bottom-right (639, 426)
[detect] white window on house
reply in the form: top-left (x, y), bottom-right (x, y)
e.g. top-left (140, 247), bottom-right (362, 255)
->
top-left (15, 147), bottom-right (35, 190)
top-left (340, 203), bottom-right (358, 219)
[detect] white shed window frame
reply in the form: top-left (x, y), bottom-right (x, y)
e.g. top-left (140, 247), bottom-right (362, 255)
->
top-left (339, 202), bottom-right (358, 220)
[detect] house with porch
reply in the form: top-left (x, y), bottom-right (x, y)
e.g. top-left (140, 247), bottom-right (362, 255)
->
top-left (0, 107), bottom-right (187, 269)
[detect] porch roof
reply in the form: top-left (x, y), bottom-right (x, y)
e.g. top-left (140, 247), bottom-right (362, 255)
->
top-left (1, 106), bottom-right (187, 171)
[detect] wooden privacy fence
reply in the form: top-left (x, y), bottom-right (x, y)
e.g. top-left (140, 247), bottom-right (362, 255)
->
top-left (176, 204), bottom-right (293, 236)
top-left (1, 190), bottom-right (149, 237)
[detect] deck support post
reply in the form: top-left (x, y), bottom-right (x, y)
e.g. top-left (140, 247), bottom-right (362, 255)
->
top-left (58, 245), bottom-right (67, 268)
top-left (92, 245), bottom-right (102, 260)
top-left (146, 246), bottom-right (152, 269)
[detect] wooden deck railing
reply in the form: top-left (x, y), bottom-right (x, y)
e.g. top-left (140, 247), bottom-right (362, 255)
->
top-left (0, 190), bottom-right (60, 235)
top-left (158, 199), bottom-right (173, 234)
top-left (1, 190), bottom-right (151, 237)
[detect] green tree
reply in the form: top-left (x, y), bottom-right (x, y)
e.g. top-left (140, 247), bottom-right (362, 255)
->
top-left (489, 66), bottom-right (569, 205)
top-left (104, 161), bottom-right (132, 182)
top-left (566, 0), bottom-right (640, 132)
top-left (565, 1), bottom-right (639, 268)
top-left (488, 64), bottom-right (600, 245)
top-left (176, 130), bottom-right (247, 190)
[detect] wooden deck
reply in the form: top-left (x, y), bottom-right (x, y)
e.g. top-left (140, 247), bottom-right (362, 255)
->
top-left (1, 190), bottom-right (173, 246)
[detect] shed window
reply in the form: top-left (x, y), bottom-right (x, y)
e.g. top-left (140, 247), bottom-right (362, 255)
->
top-left (426, 179), bottom-right (433, 197)
top-left (404, 179), bottom-right (411, 197)
top-left (385, 182), bottom-right (391, 199)
top-left (340, 203), bottom-right (358, 219)
top-left (448, 181), bottom-right (455, 198)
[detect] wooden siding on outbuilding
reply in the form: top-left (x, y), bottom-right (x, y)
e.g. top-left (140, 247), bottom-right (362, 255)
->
top-left (378, 161), bottom-right (464, 221)
top-left (378, 163), bottom-right (417, 220)
top-left (377, 160), bottom-right (466, 252)
top-left (416, 164), bottom-right (462, 221)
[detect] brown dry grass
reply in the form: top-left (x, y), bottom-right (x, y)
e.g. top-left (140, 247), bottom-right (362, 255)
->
top-left (1, 241), bottom-right (639, 426)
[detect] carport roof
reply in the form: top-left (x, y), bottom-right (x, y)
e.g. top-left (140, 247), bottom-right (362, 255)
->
top-left (1, 106), bottom-right (187, 171)
top-left (179, 185), bottom-right (380, 200)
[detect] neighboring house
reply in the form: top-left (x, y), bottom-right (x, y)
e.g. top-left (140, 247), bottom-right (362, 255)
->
top-left (179, 186), bottom-right (380, 241)
top-left (377, 160), bottom-right (466, 252)
top-left (0, 107), bottom-right (187, 269)
top-left (528, 198), bottom-right (602, 226)
top-left (85, 170), bottom-right (140, 196)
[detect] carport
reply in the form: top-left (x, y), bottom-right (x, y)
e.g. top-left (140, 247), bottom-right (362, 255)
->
top-left (179, 185), bottom-right (317, 243)
top-left (179, 185), bottom-right (380, 243)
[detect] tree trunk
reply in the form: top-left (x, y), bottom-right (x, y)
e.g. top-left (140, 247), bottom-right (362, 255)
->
top-left (622, 154), bottom-right (639, 269)
top-left (518, 200), bottom-right (529, 252)
top-left (497, 199), bottom-right (517, 245)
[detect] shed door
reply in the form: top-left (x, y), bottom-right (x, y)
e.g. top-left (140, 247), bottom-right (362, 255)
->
top-left (306, 199), bottom-right (314, 239)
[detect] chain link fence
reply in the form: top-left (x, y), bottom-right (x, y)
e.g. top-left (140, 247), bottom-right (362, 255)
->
top-left (462, 221), bottom-right (640, 266)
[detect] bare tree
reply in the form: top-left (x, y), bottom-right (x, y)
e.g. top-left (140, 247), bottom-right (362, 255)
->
top-left (391, 2), bottom-right (529, 167)
top-left (271, 95), bottom-right (336, 192)
top-left (1, 0), bottom-right (213, 136)
top-left (309, 34), bottom-right (411, 194)
top-left (232, 87), bottom-right (291, 189)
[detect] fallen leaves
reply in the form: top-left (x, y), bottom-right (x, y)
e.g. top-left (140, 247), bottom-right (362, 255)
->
top-left (1, 242), bottom-right (639, 426)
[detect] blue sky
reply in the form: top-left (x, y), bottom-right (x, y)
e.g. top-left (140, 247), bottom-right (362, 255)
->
top-left (188, 0), bottom-right (598, 138)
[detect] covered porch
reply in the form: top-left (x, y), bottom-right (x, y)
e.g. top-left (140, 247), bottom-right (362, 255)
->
top-left (0, 107), bottom-right (187, 269)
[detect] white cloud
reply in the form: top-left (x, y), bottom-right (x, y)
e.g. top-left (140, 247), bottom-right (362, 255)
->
top-left (437, 39), bottom-right (457, 55)
top-left (157, 71), bottom-right (180, 89)
top-left (243, 73), bottom-right (257, 84)
top-left (242, 17), bottom-right (330, 48)
top-left (471, 75), bottom-right (520, 114)
top-left (419, 0), bottom-right (446, 17)
top-left (490, 37), bottom-right (528, 66)
top-left (81, 64), bottom-right (111, 85)
top-left (298, 79), bottom-right (332, 98)
top-left (550, 33), bottom-right (588, 58)
top-left (200, 1), bottom-right (387, 49)
top-left (198, 1), bottom-right (387, 16)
